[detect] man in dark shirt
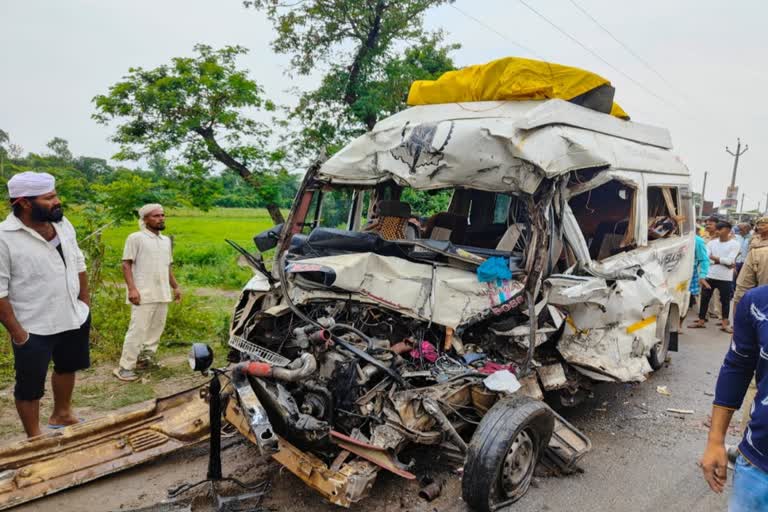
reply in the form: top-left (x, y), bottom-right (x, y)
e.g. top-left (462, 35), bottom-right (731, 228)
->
top-left (702, 285), bottom-right (768, 510)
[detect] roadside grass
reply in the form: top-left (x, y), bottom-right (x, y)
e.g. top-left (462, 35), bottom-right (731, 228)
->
top-left (0, 288), bottom-right (233, 388)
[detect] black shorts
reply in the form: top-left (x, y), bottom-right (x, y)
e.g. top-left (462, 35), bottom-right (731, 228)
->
top-left (12, 316), bottom-right (91, 401)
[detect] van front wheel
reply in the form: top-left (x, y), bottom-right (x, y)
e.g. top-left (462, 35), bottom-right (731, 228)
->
top-left (462, 396), bottom-right (554, 511)
top-left (649, 315), bottom-right (672, 371)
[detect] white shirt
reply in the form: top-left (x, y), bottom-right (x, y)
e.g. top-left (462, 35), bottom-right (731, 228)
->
top-left (0, 213), bottom-right (89, 335)
top-left (706, 238), bottom-right (741, 281)
top-left (122, 230), bottom-right (173, 304)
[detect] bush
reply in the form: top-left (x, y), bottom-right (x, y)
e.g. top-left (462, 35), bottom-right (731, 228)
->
top-left (0, 285), bottom-right (232, 387)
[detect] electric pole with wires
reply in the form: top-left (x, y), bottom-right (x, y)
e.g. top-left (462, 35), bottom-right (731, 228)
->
top-left (722, 138), bottom-right (748, 211)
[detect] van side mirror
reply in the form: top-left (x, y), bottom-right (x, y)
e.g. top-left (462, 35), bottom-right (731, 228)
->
top-left (254, 223), bottom-right (284, 253)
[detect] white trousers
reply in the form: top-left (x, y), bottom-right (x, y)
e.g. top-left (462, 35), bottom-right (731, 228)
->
top-left (119, 302), bottom-right (169, 371)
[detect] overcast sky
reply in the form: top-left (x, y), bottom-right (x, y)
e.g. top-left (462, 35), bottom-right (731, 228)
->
top-left (2, 0), bottom-right (767, 210)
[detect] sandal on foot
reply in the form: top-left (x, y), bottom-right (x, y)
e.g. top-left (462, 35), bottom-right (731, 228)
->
top-left (47, 417), bottom-right (84, 429)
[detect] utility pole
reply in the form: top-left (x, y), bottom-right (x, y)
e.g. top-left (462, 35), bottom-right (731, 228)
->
top-left (740, 193), bottom-right (746, 213)
top-left (726, 138), bottom-right (749, 187)
top-left (698, 171), bottom-right (708, 218)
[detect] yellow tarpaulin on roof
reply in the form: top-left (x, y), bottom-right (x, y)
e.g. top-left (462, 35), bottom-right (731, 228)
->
top-left (408, 56), bottom-right (629, 120)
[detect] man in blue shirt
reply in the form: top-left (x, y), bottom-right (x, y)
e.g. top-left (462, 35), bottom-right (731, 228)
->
top-left (689, 233), bottom-right (710, 306)
top-left (702, 285), bottom-right (768, 510)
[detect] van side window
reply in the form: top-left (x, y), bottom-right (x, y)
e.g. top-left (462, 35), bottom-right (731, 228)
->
top-left (678, 186), bottom-right (695, 235)
top-left (569, 180), bottom-right (636, 261)
top-left (647, 186), bottom-right (683, 240)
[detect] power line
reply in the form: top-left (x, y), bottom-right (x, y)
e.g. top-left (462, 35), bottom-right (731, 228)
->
top-left (449, 4), bottom-right (545, 60)
top-left (516, 0), bottom-right (685, 113)
top-left (567, 0), bottom-right (682, 96)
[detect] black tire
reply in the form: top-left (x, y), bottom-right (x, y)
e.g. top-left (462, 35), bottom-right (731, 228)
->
top-left (462, 395), bottom-right (554, 511)
top-left (649, 314), bottom-right (672, 371)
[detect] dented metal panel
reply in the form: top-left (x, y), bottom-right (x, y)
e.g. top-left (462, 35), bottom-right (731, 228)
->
top-left (318, 100), bottom-right (688, 193)
top-left (287, 252), bottom-right (524, 329)
top-left (0, 385), bottom-right (209, 511)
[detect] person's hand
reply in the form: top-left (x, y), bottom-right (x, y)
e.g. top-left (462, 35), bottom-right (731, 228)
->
top-left (700, 441), bottom-right (728, 493)
top-left (128, 287), bottom-right (141, 305)
top-left (700, 279), bottom-right (711, 290)
top-left (10, 328), bottom-right (29, 347)
top-left (173, 287), bottom-right (182, 304)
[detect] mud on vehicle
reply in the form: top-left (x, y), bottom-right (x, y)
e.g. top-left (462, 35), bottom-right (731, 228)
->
top-left (217, 98), bottom-right (694, 510)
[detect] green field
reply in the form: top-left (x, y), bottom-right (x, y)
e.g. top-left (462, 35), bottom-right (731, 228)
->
top-left (76, 207), bottom-right (278, 289)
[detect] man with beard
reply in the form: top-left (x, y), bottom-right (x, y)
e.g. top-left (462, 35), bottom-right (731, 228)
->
top-left (0, 172), bottom-right (90, 437)
top-left (113, 204), bottom-right (181, 381)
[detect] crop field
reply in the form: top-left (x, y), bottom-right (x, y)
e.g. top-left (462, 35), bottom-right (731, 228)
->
top-left (78, 207), bottom-right (278, 289)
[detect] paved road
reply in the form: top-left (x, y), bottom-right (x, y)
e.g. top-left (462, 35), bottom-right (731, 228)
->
top-left (507, 323), bottom-right (736, 512)
top-left (19, 322), bottom-right (738, 512)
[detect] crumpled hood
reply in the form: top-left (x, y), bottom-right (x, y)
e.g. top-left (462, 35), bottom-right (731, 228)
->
top-left (285, 252), bottom-right (525, 329)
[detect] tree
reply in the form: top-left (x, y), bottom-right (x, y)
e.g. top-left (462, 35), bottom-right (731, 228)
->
top-left (92, 172), bottom-right (172, 221)
top-left (245, 0), bottom-right (458, 158)
top-left (46, 137), bottom-right (73, 162)
top-left (92, 45), bottom-right (287, 224)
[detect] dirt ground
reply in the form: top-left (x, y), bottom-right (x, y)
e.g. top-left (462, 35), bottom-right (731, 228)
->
top-left (0, 354), bottom-right (210, 444)
top-left (5, 324), bottom-right (741, 512)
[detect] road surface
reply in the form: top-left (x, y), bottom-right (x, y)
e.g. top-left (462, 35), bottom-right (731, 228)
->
top-left (17, 322), bottom-right (738, 512)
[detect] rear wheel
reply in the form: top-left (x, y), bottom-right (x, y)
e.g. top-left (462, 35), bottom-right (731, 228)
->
top-left (462, 395), bottom-right (554, 511)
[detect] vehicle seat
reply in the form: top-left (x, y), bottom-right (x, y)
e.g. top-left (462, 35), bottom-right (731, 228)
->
top-left (365, 200), bottom-right (412, 240)
top-left (424, 212), bottom-right (466, 243)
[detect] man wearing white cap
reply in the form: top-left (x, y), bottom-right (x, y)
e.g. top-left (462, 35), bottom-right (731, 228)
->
top-left (113, 204), bottom-right (181, 381)
top-left (0, 172), bottom-right (90, 437)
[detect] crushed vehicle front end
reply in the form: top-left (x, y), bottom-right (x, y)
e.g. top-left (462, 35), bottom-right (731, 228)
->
top-left (221, 99), bottom-right (693, 510)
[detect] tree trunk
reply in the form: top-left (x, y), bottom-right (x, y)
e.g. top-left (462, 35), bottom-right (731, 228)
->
top-left (193, 126), bottom-right (285, 225)
top-left (266, 202), bottom-right (285, 225)
top-left (343, 0), bottom-right (386, 108)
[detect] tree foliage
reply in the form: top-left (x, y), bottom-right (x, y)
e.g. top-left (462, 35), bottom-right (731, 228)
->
top-left (245, 0), bottom-right (459, 158)
top-left (0, 133), bottom-right (299, 217)
top-left (92, 44), bottom-right (288, 223)
top-left (46, 136), bottom-right (73, 162)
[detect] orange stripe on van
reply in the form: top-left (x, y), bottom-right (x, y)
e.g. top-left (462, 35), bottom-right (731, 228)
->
top-left (626, 316), bottom-right (657, 334)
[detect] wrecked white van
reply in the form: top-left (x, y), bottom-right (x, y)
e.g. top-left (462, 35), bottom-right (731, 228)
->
top-left (220, 98), bottom-right (694, 510)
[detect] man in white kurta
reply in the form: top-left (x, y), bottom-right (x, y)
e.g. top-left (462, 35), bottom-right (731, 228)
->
top-left (113, 204), bottom-right (181, 381)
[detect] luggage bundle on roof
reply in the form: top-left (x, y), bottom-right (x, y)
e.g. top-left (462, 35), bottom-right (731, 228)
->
top-left (407, 56), bottom-right (629, 119)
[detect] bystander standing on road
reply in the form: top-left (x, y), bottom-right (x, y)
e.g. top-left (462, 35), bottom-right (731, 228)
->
top-left (702, 216), bottom-right (719, 241)
top-left (702, 216), bottom-right (724, 320)
top-left (113, 204), bottom-right (181, 382)
top-left (735, 218), bottom-right (768, 307)
top-left (689, 232), bottom-right (711, 310)
top-left (733, 222), bottom-right (753, 292)
top-left (701, 284), bottom-right (768, 511)
top-left (730, 217), bottom-right (768, 433)
top-left (0, 172), bottom-right (91, 438)
top-left (689, 221), bottom-right (740, 333)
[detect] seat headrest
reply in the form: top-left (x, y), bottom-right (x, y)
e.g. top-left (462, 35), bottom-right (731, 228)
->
top-left (378, 200), bottom-right (411, 218)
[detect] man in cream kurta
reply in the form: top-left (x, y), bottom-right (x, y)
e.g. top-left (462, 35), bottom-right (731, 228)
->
top-left (114, 204), bottom-right (181, 381)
